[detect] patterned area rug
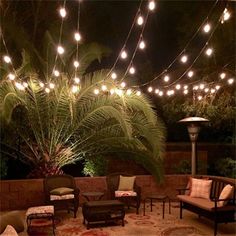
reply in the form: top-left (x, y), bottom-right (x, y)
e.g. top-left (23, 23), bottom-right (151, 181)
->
top-left (27, 203), bottom-right (207, 236)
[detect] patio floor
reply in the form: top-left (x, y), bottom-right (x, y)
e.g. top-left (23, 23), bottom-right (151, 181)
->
top-left (14, 201), bottom-right (236, 236)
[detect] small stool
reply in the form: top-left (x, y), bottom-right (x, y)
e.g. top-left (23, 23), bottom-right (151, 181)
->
top-left (143, 194), bottom-right (169, 219)
top-left (26, 205), bottom-right (55, 235)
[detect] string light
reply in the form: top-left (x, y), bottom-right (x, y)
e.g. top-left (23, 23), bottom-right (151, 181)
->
top-left (57, 46), bottom-right (65, 55)
top-left (120, 50), bottom-right (128, 59)
top-left (163, 75), bottom-right (170, 82)
top-left (72, 85), bottom-right (78, 93)
top-left (129, 66), bottom-right (135, 74)
top-left (199, 84), bottom-right (205, 90)
top-left (59, 7), bottom-right (67, 18)
top-left (120, 82), bottom-right (126, 88)
top-left (148, 1), bottom-right (156, 11)
top-left (183, 85), bottom-right (188, 90)
top-left (180, 54), bottom-right (188, 63)
top-left (139, 40), bottom-right (146, 49)
top-left (183, 90), bottom-right (188, 95)
top-left (220, 72), bottom-right (226, 79)
top-left (176, 84), bottom-right (181, 90)
top-left (45, 87), bottom-right (50, 93)
top-left (110, 88), bottom-right (115, 95)
top-left (101, 85), bottom-right (107, 91)
top-left (221, 8), bottom-right (231, 23)
top-left (203, 23), bottom-right (211, 33)
top-left (136, 91), bottom-right (141, 96)
top-left (137, 16), bottom-right (144, 25)
top-left (73, 60), bottom-right (79, 68)
top-left (210, 88), bottom-right (216, 94)
top-left (158, 91), bottom-right (163, 96)
top-left (116, 89), bottom-right (123, 96)
top-left (111, 72), bottom-right (117, 79)
top-left (198, 95), bottom-right (203, 100)
top-left (215, 85), bottom-right (220, 90)
top-left (193, 85), bottom-right (199, 90)
top-left (15, 82), bottom-right (25, 90)
top-left (148, 86), bottom-right (153, 92)
top-left (204, 88), bottom-right (209, 93)
top-left (39, 82), bottom-right (45, 88)
top-left (205, 47), bottom-right (213, 56)
top-left (8, 73), bottom-right (15, 80)
top-left (74, 32), bottom-right (81, 42)
top-left (74, 77), bottom-right (80, 84)
top-left (3, 55), bottom-right (11, 64)
top-left (23, 82), bottom-right (28, 88)
top-left (94, 88), bottom-right (99, 95)
top-left (53, 70), bottom-right (60, 77)
top-left (154, 89), bottom-right (159, 94)
top-left (49, 83), bottom-right (55, 89)
top-left (126, 89), bottom-right (132, 95)
top-left (187, 70), bottom-right (194, 78)
top-left (228, 78), bottom-right (234, 84)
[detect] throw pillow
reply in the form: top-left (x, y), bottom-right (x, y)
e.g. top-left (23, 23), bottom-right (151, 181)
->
top-left (0, 225), bottom-right (18, 236)
top-left (190, 178), bottom-right (212, 199)
top-left (118, 175), bottom-right (136, 191)
top-left (185, 176), bottom-right (210, 195)
top-left (50, 187), bottom-right (74, 196)
top-left (218, 184), bottom-right (233, 207)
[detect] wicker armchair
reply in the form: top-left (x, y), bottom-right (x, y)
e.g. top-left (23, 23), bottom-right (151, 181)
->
top-left (43, 175), bottom-right (80, 218)
top-left (106, 173), bottom-right (141, 214)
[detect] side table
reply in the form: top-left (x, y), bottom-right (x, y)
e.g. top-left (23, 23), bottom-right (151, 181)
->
top-left (143, 194), bottom-right (169, 219)
top-left (82, 192), bottom-right (104, 201)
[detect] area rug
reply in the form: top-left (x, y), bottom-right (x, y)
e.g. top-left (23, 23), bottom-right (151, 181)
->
top-left (27, 203), bottom-right (207, 236)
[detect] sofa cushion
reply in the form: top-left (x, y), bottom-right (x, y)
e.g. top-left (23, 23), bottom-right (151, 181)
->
top-left (0, 211), bottom-right (24, 234)
top-left (115, 190), bottom-right (137, 197)
top-left (0, 225), bottom-right (18, 236)
top-left (50, 193), bottom-right (74, 201)
top-left (218, 184), bottom-right (233, 207)
top-left (118, 176), bottom-right (136, 191)
top-left (50, 187), bottom-right (74, 196)
top-left (190, 178), bottom-right (212, 199)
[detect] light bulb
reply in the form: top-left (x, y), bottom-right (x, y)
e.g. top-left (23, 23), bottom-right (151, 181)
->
top-left (164, 75), bottom-right (170, 82)
top-left (8, 73), bottom-right (15, 80)
top-left (222, 8), bottom-right (230, 22)
top-left (116, 89), bottom-right (123, 96)
top-left (199, 84), bottom-right (205, 90)
top-left (139, 40), bottom-right (146, 49)
top-left (94, 88), bottom-right (99, 95)
top-left (203, 23), bottom-right (211, 33)
top-left (137, 16), bottom-right (144, 25)
top-left (193, 85), bottom-right (199, 90)
top-left (110, 89), bottom-right (115, 95)
top-left (101, 85), bottom-right (107, 91)
top-left (72, 85), bottom-right (78, 93)
top-left (23, 82), bottom-right (28, 88)
top-left (148, 1), bottom-right (155, 10)
top-left (57, 45), bottom-right (64, 54)
top-left (136, 91), bottom-right (141, 96)
top-left (176, 84), bottom-right (181, 90)
top-left (126, 89), bottom-right (132, 95)
top-left (120, 50), bottom-right (127, 59)
top-left (198, 95), bottom-right (203, 100)
top-left (155, 89), bottom-right (159, 94)
top-left (74, 32), bottom-right (81, 41)
top-left (180, 55), bottom-right (188, 63)
top-left (187, 70), bottom-right (194, 78)
top-left (129, 66), bottom-right (135, 74)
top-left (167, 90), bottom-right (171, 96)
top-left (158, 91), bottom-right (163, 96)
top-left (15, 82), bottom-right (25, 90)
top-left (120, 82), bottom-right (126, 88)
top-left (183, 90), bottom-right (188, 95)
top-left (111, 72), bottom-right (117, 79)
top-left (74, 77), bottom-right (80, 84)
top-left (215, 85), bottom-right (220, 90)
top-left (45, 87), bottom-right (50, 93)
top-left (49, 83), bottom-right (55, 89)
top-left (183, 85), bottom-right (188, 90)
top-left (204, 88), bottom-right (209, 93)
top-left (59, 7), bottom-right (66, 18)
top-left (228, 78), bottom-right (234, 84)
top-left (53, 70), bottom-right (60, 77)
top-left (210, 88), bottom-right (216, 94)
top-left (220, 72), bottom-right (226, 79)
top-left (73, 60), bottom-right (79, 68)
top-left (148, 86), bottom-right (153, 92)
top-left (39, 82), bottom-right (45, 88)
top-left (205, 47), bottom-right (213, 56)
top-left (3, 55), bottom-right (11, 64)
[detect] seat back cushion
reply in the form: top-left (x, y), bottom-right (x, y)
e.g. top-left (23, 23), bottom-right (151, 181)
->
top-left (190, 178), bottom-right (212, 199)
top-left (0, 211), bottom-right (24, 234)
top-left (0, 225), bottom-right (18, 236)
top-left (118, 176), bottom-right (136, 191)
top-left (218, 184), bottom-right (233, 207)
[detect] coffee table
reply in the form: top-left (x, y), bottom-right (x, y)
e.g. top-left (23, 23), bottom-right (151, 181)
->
top-left (143, 194), bottom-right (169, 219)
top-left (82, 191), bottom-right (104, 201)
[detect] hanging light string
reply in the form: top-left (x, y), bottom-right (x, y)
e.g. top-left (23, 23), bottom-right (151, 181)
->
top-left (120, 10), bottom-right (150, 82)
top-left (106, 0), bottom-right (144, 77)
top-left (132, 0), bottom-right (220, 88)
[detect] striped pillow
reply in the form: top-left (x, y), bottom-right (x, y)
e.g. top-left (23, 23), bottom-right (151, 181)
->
top-left (190, 178), bottom-right (212, 199)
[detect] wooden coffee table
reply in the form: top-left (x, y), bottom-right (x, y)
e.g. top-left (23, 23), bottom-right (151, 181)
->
top-left (143, 194), bottom-right (169, 219)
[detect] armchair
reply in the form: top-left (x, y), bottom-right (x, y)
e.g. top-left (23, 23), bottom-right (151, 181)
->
top-left (43, 174), bottom-right (80, 218)
top-left (106, 173), bottom-right (141, 214)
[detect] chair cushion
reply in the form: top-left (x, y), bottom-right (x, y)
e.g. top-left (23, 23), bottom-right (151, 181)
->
top-left (118, 175), bottom-right (136, 191)
top-left (50, 194), bottom-right (75, 201)
top-left (0, 225), bottom-right (18, 236)
top-left (190, 178), bottom-right (212, 199)
top-left (50, 187), bottom-right (74, 196)
top-left (0, 211), bottom-right (24, 234)
top-left (26, 205), bottom-right (54, 217)
top-left (115, 190), bottom-right (137, 197)
top-left (218, 184), bottom-right (233, 207)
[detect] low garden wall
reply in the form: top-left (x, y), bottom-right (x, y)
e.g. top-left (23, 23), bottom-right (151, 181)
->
top-left (0, 175), bottom-right (189, 211)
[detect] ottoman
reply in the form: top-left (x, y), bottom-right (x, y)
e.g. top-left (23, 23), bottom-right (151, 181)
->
top-left (26, 205), bottom-right (55, 235)
top-left (82, 200), bottom-right (125, 229)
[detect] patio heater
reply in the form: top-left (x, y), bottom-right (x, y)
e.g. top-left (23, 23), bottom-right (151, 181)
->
top-left (178, 117), bottom-right (209, 176)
